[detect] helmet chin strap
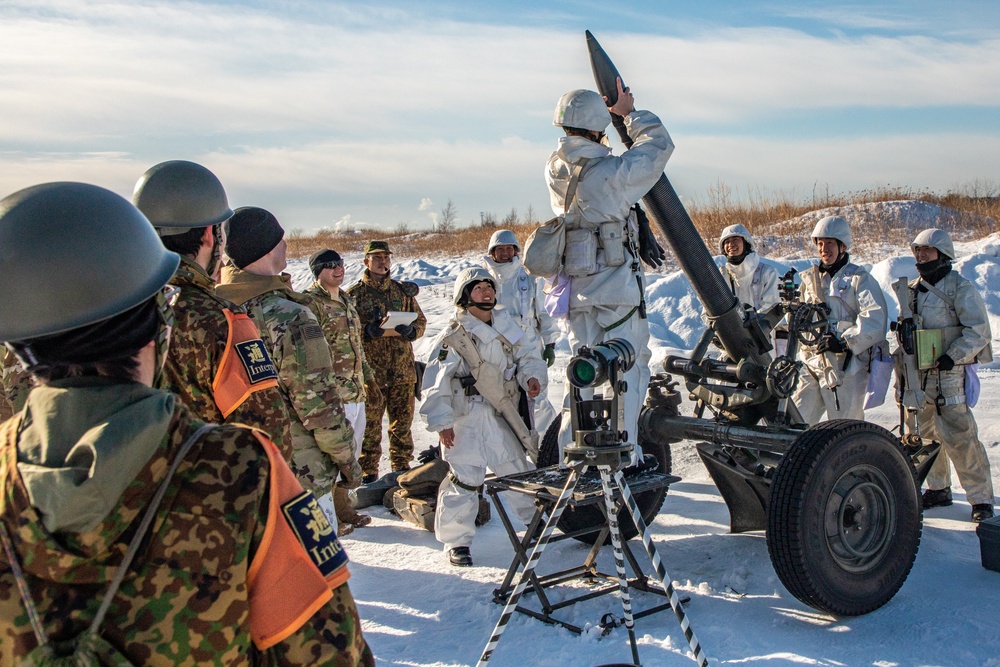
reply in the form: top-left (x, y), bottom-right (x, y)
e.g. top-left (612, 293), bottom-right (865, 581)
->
top-left (206, 225), bottom-right (223, 278)
top-left (469, 300), bottom-right (495, 311)
top-left (153, 289), bottom-right (177, 388)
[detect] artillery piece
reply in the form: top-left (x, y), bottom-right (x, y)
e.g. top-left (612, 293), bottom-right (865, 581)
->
top-left (537, 32), bottom-right (941, 617)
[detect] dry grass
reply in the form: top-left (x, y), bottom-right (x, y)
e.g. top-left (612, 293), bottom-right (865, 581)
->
top-left (287, 181), bottom-right (999, 265)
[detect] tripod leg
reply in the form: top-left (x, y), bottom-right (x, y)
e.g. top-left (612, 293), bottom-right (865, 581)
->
top-left (599, 466), bottom-right (640, 667)
top-left (614, 470), bottom-right (709, 667)
top-left (477, 465), bottom-right (583, 666)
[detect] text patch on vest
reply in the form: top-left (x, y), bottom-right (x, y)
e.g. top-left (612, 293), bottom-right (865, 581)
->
top-left (235, 339), bottom-right (279, 384)
top-left (281, 490), bottom-right (349, 578)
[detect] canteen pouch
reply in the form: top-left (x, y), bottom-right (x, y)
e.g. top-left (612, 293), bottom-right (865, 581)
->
top-left (598, 221), bottom-right (626, 268)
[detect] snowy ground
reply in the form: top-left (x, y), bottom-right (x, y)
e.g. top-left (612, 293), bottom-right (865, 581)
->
top-left (289, 206), bottom-right (1000, 667)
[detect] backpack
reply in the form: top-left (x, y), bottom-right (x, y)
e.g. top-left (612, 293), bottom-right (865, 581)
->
top-left (0, 424), bottom-right (213, 666)
top-left (387, 458), bottom-right (490, 531)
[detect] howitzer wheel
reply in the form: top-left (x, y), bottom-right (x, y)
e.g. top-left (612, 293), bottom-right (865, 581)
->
top-left (766, 420), bottom-right (921, 616)
top-left (537, 416), bottom-right (671, 544)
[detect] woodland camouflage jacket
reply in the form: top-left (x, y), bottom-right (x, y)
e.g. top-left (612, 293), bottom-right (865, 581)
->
top-left (163, 256), bottom-right (292, 454)
top-left (0, 380), bottom-right (373, 666)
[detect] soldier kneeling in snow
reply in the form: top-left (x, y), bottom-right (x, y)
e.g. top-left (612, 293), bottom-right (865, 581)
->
top-left (419, 267), bottom-right (547, 567)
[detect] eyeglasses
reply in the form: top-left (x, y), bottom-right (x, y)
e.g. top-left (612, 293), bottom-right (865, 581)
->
top-left (318, 260), bottom-right (344, 270)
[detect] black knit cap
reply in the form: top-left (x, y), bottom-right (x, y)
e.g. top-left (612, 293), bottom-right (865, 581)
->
top-left (309, 249), bottom-right (343, 278)
top-left (225, 206), bottom-right (285, 269)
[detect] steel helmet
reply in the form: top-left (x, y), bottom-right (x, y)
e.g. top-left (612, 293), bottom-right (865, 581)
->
top-left (719, 224), bottom-right (754, 253)
top-left (553, 89), bottom-right (610, 132)
top-left (0, 182), bottom-right (179, 342)
top-left (132, 160), bottom-right (233, 236)
top-left (911, 228), bottom-right (955, 260)
top-left (487, 229), bottom-right (521, 253)
top-left (453, 266), bottom-right (496, 307)
top-left (811, 215), bottom-right (852, 250)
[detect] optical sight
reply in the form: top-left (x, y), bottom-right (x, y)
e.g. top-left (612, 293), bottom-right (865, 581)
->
top-left (567, 339), bottom-right (636, 388)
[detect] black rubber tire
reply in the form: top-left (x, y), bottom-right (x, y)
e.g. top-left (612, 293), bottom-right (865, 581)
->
top-left (537, 416), bottom-right (671, 543)
top-left (766, 419), bottom-right (922, 616)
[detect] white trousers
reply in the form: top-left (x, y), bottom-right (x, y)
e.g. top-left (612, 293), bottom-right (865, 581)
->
top-left (913, 369), bottom-right (994, 505)
top-left (318, 401), bottom-right (366, 524)
top-left (435, 458), bottom-right (536, 550)
top-left (558, 305), bottom-right (651, 463)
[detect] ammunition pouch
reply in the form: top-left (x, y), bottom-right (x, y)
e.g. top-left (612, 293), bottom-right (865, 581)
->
top-left (563, 219), bottom-right (629, 277)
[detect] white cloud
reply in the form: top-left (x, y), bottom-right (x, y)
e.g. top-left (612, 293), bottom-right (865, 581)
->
top-left (1, 1), bottom-right (998, 230)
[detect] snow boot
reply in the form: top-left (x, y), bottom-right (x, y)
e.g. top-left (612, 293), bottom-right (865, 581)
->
top-left (922, 487), bottom-right (953, 509)
top-left (449, 546), bottom-right (473, 567)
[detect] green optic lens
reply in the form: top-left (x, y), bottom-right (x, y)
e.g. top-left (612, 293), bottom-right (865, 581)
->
top-left (571, 360), bottom-right (597, 386)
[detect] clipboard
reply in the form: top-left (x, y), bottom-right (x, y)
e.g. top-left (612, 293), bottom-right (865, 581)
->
top-left (916, 329), bottom-right (943, 370)
top-left (380, 311), bottom-right (418, 329)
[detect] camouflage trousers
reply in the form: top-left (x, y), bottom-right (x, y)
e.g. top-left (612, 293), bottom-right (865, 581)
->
top-left (360, 380), bottom-right (414, 475)
top-left (289, 422), bottom-right (340, 498)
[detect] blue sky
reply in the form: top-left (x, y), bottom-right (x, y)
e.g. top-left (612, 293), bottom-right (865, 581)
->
top-left (1, 1), bottom-right (998, 233)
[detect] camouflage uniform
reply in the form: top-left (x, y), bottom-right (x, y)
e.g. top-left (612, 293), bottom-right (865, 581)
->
top-left (348, 270), bottom-right (427, 475)
top-left (164, 256), bottom-right (292, 456)
top-left (304, 282), bottom-right (373, 404)
top-left (217, 266), bottom-right (359, 497)
top-left (0, 380), bottom-right (374, 666)
top-left (0, 348), bottom-right (32, 421)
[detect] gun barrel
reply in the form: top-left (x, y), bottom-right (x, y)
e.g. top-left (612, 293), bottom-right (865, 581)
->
top-left (585, 30), bottom-right (767, 366)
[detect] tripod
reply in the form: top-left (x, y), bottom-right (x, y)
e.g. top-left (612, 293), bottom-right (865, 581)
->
top-left (477, 340), bottom-right (709, 667)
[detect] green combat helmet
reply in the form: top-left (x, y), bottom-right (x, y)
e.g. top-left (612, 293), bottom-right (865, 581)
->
top-left (0, 182), bottom-right (179, 343)
top-left (132, 160), bottom-right (233, 237)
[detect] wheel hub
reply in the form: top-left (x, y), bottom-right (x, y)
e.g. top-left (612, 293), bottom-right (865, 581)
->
top-left (825, 465), bottom-right (896, 572)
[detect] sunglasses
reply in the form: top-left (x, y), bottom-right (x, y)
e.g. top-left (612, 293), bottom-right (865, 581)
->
top-left (318, 260), bottom-right (344, 270)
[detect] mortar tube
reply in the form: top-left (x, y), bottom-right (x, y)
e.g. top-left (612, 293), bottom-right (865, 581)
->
top-left (586, 30), bottom-right (769, 368)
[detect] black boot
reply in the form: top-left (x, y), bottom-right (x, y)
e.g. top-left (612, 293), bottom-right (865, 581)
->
top-left (971, 504), bottom-right (994, 523)
top-left (449, 546), bottom-right (473, 567)
top-left (922, 487), bottom-right (953, 509)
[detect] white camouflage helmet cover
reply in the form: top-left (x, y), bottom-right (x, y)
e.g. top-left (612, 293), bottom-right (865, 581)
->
top-left (488, 229), bottom-right (520, 253)
top-left (911, 228), bottom-right (955, 260)
top-left (453, 266), bottom-right (496, 306)
top-left (719, 224), bottom-right (754, 253)
top-left (553, 89), bottom-right (611, 132)
top-left (811, 215), bottom-right (852, 250)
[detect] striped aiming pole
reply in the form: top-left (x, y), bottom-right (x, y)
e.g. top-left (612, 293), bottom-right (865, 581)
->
top-left (477, 465), bottom-right (583, 666)
top-left (599, 466), bottom-right (641, 666)
top-left (614, 469), bottom-right (709, 667)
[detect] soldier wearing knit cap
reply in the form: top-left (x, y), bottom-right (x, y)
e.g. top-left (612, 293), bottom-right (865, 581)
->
top-left (305, 248), bottom-right (378, 535)
top-left (217, 207), bottom-right (361, 510)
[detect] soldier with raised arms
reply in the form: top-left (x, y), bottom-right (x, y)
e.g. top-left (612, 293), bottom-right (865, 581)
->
top-left (0, 182), bottom-right (373, 665)
top-left (132, 160), bottom-right (292, 456)
top-left (545, 79), bottom-right (673, 462)
top-left (892, 228), bottom-right (994, 522)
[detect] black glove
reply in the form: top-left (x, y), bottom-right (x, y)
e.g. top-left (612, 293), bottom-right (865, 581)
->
top-left (417, 445), bottom-right (441, 464)
top-left (936, 354), bottom-right (955, 371)
top-left (634, 204), bottom-right (665, 269)
top-left (816, 334), bottom-right (847, 354)
top-left (364, 323), bottom-right (385, 339)
top-left (395, 324), bottom-right (418, 341)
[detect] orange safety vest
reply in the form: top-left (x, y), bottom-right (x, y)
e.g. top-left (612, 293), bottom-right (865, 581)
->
top-left (213, 309), bottom-right (280, 418)
top-left (247, 431), bottom-right (351, 650)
